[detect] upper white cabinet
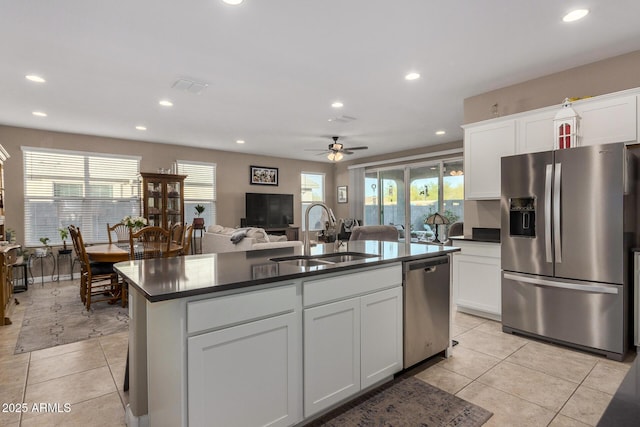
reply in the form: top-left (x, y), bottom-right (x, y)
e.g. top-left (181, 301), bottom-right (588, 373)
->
top-left (464, 120), bottom-right (516, 199)
top-left (517, 110), bottom-right (556, 154)
top-left (464, 90), bottom-right (639, 200)
top-left (574, 95), bottom-right (637, 146)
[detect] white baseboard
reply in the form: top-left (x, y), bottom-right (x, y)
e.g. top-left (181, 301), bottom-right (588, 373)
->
top-left (126, 404), bottom-right (149, 427)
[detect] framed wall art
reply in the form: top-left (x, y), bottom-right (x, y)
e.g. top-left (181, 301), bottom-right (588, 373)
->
top-left (250, 165), bottom-right (279, 186)
top-left (337, 185), bottom-right (348, 203)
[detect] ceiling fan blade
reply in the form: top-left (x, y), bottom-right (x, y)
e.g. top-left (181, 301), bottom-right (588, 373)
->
top-left (342, 150), bottom-right (354, 155)
top-left (304, 148), bottom-right (329, 152)
top-left (345, 146), bottom-right (368, 150)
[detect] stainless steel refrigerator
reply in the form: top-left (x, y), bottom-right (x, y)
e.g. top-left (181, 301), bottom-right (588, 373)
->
top-left (501, 142), bottom-right (636, 361)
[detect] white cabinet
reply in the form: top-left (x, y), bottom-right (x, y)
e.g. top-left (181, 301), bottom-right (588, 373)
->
top-left (304, 298), bottom-right (361, 416)
top-left (186, 285), bottom-right (302, 427)
top-left (452, 240), bottom-right (501, 320)
top-left (464, 120), bottom-right (517, 199)
top-left (517, 110), bottom-right (556, 154)
top-left (574, 95), bottom-right (637, 146)
top-left (188, 312), bottom-right (298, 427)
top-left (302, 265), bottom-right (403, 417)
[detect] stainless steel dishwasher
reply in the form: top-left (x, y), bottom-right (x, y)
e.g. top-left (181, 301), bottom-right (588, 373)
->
top-left (403, 255), bottom-right (450, 368)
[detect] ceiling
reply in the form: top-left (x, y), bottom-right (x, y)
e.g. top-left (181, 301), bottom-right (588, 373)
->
top-left (2, 1), bottom-right (640, 163)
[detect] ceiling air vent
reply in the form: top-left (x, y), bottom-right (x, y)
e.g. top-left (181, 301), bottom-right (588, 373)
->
top-left (171, 78), bottom-right (209, 95)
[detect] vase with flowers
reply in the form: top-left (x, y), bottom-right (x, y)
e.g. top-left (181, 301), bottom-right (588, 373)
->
top-left (122, 215), bottom-right (148, 231)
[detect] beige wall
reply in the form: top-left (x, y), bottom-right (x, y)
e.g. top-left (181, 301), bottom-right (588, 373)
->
top-left (0, 125), bottom-right (335, 245)
top-left (464, 49), bottom-right (640, 233)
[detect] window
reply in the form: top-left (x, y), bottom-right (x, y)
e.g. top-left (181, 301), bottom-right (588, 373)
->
top-left (301, 172), bottom-right (325, 231)
top-left (23, 147), bottom-right (141, 246)
top-left (177, 160), bottom-right (216, 228)
top-left (364, 158), bottom-right (463, 241)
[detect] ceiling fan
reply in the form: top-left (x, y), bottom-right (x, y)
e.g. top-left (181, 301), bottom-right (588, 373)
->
top-left (307, 136), bottom-right (368, 161)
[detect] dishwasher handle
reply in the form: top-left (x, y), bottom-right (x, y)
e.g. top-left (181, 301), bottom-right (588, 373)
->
top-left (404, 256), bottom-right (449, 272)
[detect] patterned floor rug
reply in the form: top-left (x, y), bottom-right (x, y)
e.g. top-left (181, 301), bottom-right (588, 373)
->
top-left (14, 280), bottom-right (129, 354)
top-left (310, 376), bottom-right (492, 427)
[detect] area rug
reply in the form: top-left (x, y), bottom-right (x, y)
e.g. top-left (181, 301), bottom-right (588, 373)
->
top-left (310, 377), bottom-right (492, 427)
top-left (14, 280), bottom-right (129, 354)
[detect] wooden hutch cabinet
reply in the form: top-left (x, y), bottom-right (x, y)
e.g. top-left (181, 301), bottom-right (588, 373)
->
top-left (141, 172), bottom-right (187, 230)
top-left (0, 144), bottom-right (18, 326)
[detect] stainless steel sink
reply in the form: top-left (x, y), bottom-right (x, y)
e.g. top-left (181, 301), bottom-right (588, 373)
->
top-left (270, 252), bottom-right (379, 267)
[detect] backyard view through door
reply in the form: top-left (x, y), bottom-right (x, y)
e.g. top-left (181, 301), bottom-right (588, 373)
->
top-left (364, 159), bottom-right (463, 242)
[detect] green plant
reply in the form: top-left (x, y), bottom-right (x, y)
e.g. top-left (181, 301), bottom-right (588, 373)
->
top-left (195, 204), bottom-right (205, 217)
top-left (39, 237), bottom-right (50, 247)
top-left (58, 227), bottom-right (69, 250)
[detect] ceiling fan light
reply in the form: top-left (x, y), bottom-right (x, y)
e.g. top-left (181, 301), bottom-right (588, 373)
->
top-left (335, 152), bottom-right (343, 161)
top-left (327, 152), bottom-right (335, 161)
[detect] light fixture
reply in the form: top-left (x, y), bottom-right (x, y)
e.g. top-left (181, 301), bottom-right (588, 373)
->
top-left (236, 139), bottom-right (245, 144)
top-left (25, 74), bottom-right (46, 83)
top-left (135, 125), bottom-right (147, 131)
top-left (222, 0), bottom-right (243, 5)
top-left (331, 101), bottom-right (343, 108)
top-left (32, 111), bottom-right (47, 117)
top-left (424, 212), bottom-right (450, 244)
top-left (435, 130), bottom-right (446, 135)
top-left (327, 151), bottom-right (343, 162)
top-left (405, 72), bottom-right (420, 81)
top-left (563, 9), bottom-right (589, 22)
top-left (158, 99), bottom-right (173, 107)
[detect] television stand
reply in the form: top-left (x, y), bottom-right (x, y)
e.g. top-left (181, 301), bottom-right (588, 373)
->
top-left (263, 226), bottom-right (299, 241)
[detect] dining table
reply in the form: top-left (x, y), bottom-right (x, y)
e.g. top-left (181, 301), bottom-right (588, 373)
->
top-left (85, 243), bottom-right (130, 263)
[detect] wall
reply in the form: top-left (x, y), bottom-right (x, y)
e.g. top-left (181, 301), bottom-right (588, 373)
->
top-left (0, 125), bottom-right (334, 246)
top-left (463, 49), bottom-right (640, 232)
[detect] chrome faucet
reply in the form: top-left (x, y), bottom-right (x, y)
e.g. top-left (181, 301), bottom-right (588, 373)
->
top-left (303, 202), bottom-right (337, 256)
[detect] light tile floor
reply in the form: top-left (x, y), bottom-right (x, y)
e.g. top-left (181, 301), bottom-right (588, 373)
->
top-left (0, 288), bottom-right (635, 426)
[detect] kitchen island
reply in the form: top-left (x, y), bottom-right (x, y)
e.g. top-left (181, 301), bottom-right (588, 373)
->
top-left (115, 240), bottom-right (459, 427)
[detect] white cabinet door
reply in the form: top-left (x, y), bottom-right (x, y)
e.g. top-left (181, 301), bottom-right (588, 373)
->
top-left (452, 243), bottom-right (501, 319)
top-left (575, 95), bottom-right (637, 146)
top-left (517, 110), bottom-right (555, 154)
top-left (188, 312), bottom-right (300, 427)
top-left (360, 287), bottom-right (403, 389)
top-left (464, 120), bottom-right (517, 199)
top-left (304, 298), bottom-right (360, 417)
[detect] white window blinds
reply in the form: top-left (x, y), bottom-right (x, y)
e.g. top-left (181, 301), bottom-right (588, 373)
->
top-left (177, 160), bottom-right (216, 227)
top-left (22, 147), bottom-right (141, 246)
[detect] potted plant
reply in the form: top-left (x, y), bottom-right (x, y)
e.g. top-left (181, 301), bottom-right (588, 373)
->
top-left (193, 205), bottom-right (205, 229)
top-left (36, 237), bottom-right (50, 256)
top-left (58, 227), bottom-right (71, 253)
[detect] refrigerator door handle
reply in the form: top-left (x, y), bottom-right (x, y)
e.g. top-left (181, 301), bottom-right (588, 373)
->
top-left (553, 163), bottom-right (562, 263)
top-left (503, 273), bottom-right (619, 295)
top-left (544, 164), bottom-right (553, 263)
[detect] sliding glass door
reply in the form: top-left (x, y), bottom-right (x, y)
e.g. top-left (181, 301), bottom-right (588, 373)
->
top-left (363, 158), bottom-right (463, 243)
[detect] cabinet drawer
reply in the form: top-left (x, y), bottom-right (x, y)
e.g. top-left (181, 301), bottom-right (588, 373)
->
top-left (303, 264), bottom-right (402, 307)
top-left (451, 241), bottom-right (500, 259)
top-left (187, 284), bottom-right (296, 334)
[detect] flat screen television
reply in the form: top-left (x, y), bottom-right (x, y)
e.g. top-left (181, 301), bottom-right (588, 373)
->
top-left (245, 193), bottom-right (294, 228)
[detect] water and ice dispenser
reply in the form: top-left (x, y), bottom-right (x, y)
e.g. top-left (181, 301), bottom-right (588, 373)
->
top-left (509, 197), bottom-right (536, 237)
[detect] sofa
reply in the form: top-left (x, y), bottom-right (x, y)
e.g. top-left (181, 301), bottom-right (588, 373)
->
top-left (202, 225), bottom-right (302, 253)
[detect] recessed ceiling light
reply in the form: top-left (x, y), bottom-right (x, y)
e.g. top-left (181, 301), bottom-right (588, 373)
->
top-left (32, 111), bottom-right (47, 117)
top-left (563, 9), bottom-right (589, 22)
top-left (222, 0), bottom-right (243, 5)
top-left (236, 140), bottom-right (245, 144)
top-left (25, 74), bottom-right (46, 83)
top-left (331, 101), bottom-right (344, 108)
top-left (159, 99), bottom-right (173, 107)
top-left (405, 72), bottom-right (420, 81)
top-left (136, 125), bottom-right (147, 131)
top-left (435, 130), bottom-right (446, 135)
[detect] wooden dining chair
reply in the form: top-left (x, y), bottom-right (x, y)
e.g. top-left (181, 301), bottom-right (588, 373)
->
top-left (170, 223), bottom-right (185, 246)
top-left (107, 222), bottom-right (131, 245)
top-left (129, 226), bottom-right (172, 259)
top-left (182, 224), bottom-right (193, 255)
top-left (68, 225), bottom-right (124, 310)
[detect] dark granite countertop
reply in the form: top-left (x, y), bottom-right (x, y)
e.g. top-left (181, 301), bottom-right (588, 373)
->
top-left (449, 235), bottom-right (501, 244)
top-left (597, 353), bottom-right (639, 426)
top-left (114, 240), bottom-right (460, 302)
